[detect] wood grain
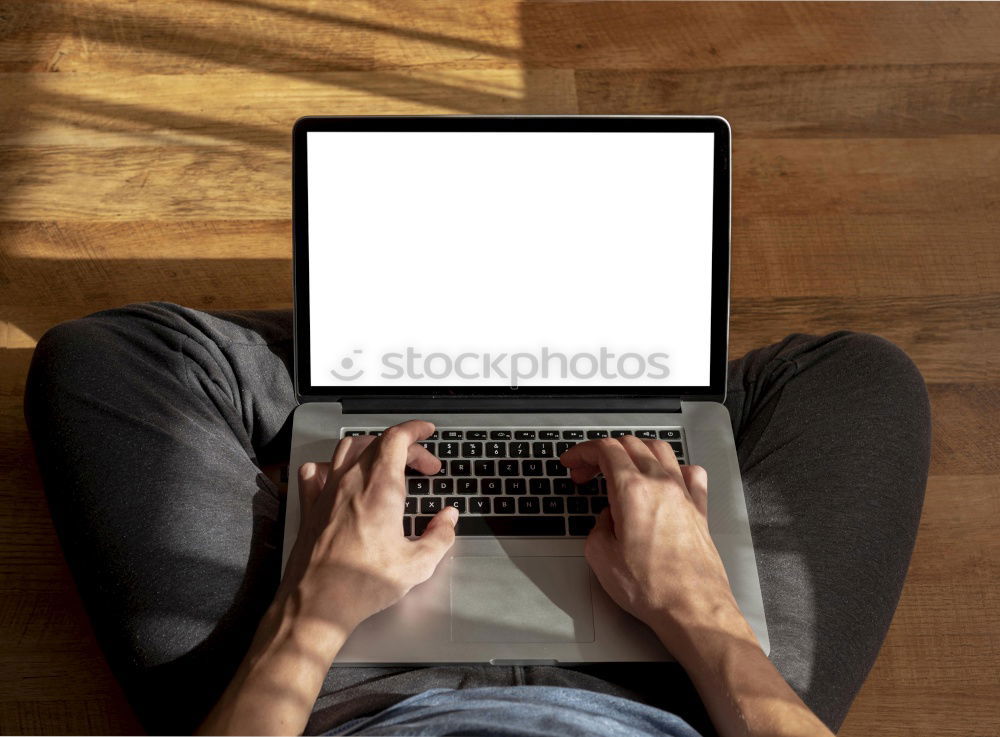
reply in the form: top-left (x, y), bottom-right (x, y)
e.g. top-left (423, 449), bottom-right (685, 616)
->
top-left (1, 1), bottom-right (998, 735)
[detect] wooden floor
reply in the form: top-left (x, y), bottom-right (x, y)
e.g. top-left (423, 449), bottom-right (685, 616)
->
top-left (1, 1), bottom-right (998, 734)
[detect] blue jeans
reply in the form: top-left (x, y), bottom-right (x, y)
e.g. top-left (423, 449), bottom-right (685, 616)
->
top-left (23, 303), bottom-right (930, 734)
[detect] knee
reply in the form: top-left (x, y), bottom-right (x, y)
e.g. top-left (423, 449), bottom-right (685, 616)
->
top-left (24, 305), bottom-right (169, 417)
top-left (828, 331), bottom-right (925, 388)
top-left (819, 330), bottom-right (931, 428)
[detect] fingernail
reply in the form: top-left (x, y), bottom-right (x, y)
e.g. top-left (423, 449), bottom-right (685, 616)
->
top-left (446, 506), bottom-right (459, 524)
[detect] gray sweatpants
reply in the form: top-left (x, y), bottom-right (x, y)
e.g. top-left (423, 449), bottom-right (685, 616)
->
top-left (23, 303), bottom-right (930, 735)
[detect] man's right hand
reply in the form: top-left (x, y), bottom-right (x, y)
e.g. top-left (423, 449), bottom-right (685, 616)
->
top-left (559, 436), bottom-right (749, 657)
top-left (562, 436), bottom-right (835, 737)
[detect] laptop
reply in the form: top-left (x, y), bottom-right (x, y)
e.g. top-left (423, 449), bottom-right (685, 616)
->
top-left (281, 114), bottom-right (769, 664)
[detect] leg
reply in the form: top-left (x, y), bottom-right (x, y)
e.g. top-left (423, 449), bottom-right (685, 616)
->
top-left (24, 302), bottom-right (298, 733)
top-left (722, 331), bottom-right (930, 729)
top-left (523, 331), bottom-right (929, 734)
top-left (24, 302), bottom-right (516, 734)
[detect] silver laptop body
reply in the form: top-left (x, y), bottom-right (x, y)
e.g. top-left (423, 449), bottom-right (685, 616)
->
top-left (281, 115), bottom-right (769, 664)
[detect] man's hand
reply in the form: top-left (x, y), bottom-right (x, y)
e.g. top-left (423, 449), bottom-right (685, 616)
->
top-left (281, 419), bottom-right (458, 643)
top-left (199, 420), bottom-right (456, 736)
top-left (562, 436), bottom-right (834, 737)
top-left (560, 435), bottom-right (740, 649)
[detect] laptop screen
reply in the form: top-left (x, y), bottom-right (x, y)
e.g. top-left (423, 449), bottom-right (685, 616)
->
top-left (299, 121), bottom-right (726, 396)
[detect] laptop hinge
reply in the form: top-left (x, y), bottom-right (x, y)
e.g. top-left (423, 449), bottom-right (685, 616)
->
top-left (340, 396), bottom-right (681, 414)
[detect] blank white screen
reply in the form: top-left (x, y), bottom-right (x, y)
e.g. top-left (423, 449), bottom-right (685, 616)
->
top-left (307, 130), bottom-right (716, 388)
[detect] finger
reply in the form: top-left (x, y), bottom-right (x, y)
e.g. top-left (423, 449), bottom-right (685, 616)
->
top-left (330, 434), bottom-right (375, 478)
top-left (416, 506), bottom-right (458, 562)
top-left (560, 438), bottom-right (644, 522)
top-left (405, 442), bottom-right (442, 476)
top-left (680, 465), bottom-right (709, 517)
top-left (297, 462), bottom-right (325, 520)
top-left (369, 420), bottom-right (437, 488)
top-left (584, 508), bottom-right (615, 564)
top-left (618, 435), bottom-right (672, 478)
top-left (559, 438), bottom-right (641, 489)
top-left (639, 438), bottom-right (686, 488)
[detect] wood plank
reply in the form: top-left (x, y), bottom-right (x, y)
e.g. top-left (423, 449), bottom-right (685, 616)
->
top-left (729, 295), bottom-right (1000, 384)
top-left (0, 136), bottom-right (995, 221)
top-left (0, 70), bottom-right (576, 149)
top-left (576, 65), bottom-right (1000, 137)
top-left (519, 2), bottom-right (1000, 69)
top-left (731, 216), bottom-right (1000, 298)
top-left (0, 0), bottom-right (522, 73)
top-left (5, 2), bottom-right (1000, 73)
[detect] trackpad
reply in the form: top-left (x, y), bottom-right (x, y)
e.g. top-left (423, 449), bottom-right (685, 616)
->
top-left (450, 556), bottom-right (595, 643)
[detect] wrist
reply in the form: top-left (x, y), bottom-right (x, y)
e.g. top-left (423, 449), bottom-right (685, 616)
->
top-left (647, 594), bottom-right (760, 668)
top-left (256, 584), bottom-right (354, 667)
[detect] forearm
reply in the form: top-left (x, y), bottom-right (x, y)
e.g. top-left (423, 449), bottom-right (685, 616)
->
top-left (650, 603), bottom-right (834, 737)
top-left (197, 591), bottom-right (350, 736)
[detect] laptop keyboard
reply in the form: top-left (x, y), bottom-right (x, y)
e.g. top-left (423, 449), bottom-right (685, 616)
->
top-left (341, 427), bottom-right (687, 537)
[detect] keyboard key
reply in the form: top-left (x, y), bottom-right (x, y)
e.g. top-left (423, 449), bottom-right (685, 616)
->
top-left (408, 478), bottom-right (430, 495)
top-left (542, 497), bottom-right (565, 514)
top-left (490, 430), bottom-right (512, 440)
top-left (577, 479), bottom-right (599, 495)
top-left (434, 464), bottom-right (448, 476)
top-left (469, 497), bottom-right (491, 514)
top-left (466, 430), bottom-right (487, 440)
top-left (457, 478), bottom-right (478, 494)
top-left (611, 430), bottom-right (632, 438)
top-left (498, 460), bottom-right (519, 476)
top-left (518, 497), bottom-right (540, 514)
top-left (450, 460), bottom-right (471, 476)
top-left (369, 430), bottom-right (384, 436)
top-left (553, 479), bottom-right (575, 495)
top-left (569, 516), bottom-right (597, 536)
top-left (494, 497), bottom-right (515, 514)
top-left (462, 442), bottom-right (483, 457)
top-left (598, 478), bottom-right (608, 494)
top-left (418, 441), bottom-right (435, 453)
top-left (404, 496), bottom-right (417, 514)
top-left (677, 457), bottom-right (687, 465)
top-left (474, 460), bottom-right (496, 476)
top-left (442, 430), bottom-right (463, 440)
top-left (529, 478), bottom-right (552, 495)
top-left (591, 497), bottom-right (609, 514)
top-left (427, 431), bottom-right (439, 440)
top-left (505, 478), bottom-right (527, 494)
top-left (415, 515), bottom-right (564, 536)
top-left (562, 430), bottom-right (584, 439)
top-left (532, 442), bottom-right (554, 458)
top-left (668, 441), bottom-right (683, 453)
top-left (587, 430), bottom-right (608, 439)
top-left (432, 479), bottom-right (453, 495)
top-left (635, 430), bottom-right (657, 439)
top-left (444, 497), bottom-right (466, 513)
top-left (420, 497), bottom-right (442, 514)
top-left (556, 442), bottom-right (575, 455)
top-left (485, 442), bottom-right (505, 458)
top-left (659, 430), bottom-right (681, 440)
top-left (509, 442), bottom-right (530, 458)
top-left (481, 478), bottom-right (503, 495)
top-left (403, 517), bottom-right (412, 536)
top-left (514, 430), bottom-right (536, 439)
top-left (545, 460), bottom-right (567, 477)
top-left (438, 442), bottom-right (459, 458)
top-left (567, 497), bottom-right (589, 514)
top-left (523, 460), bottom-right (543, 476)
top-left (344, 430), bottom-right (366, 436)
top-left (539, 430), bottom-right (560, 439)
